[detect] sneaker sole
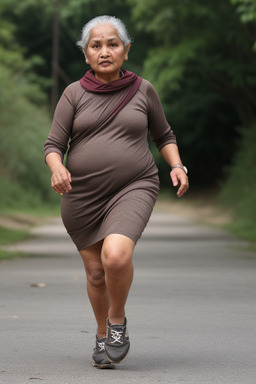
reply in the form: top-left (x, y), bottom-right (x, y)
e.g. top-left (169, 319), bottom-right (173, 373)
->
top-left (92, 361), bottom-right (115, 369)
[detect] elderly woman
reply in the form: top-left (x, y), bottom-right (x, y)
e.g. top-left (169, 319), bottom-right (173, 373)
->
top-left (44, 15), bottom-right (188, 369)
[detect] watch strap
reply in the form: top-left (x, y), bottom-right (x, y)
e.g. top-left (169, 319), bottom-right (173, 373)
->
top-left (171, 164), bottom-right (188, 174)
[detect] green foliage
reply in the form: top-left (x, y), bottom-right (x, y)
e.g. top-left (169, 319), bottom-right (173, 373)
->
top-left (129, 0), bottom-right (256, 120)
top-left (0, 224), bottom-right (30, 260)
top-left (231, 0), bottom-right (256, 23)
top-left (0, 62), bottom-right (56, 208)
top-left (143, 40), bottom-right (202, 97)
top-left (220, 125), bottom-right (256, 240)
top-left (0, 178), bottom-right (59, 214)
top-left (128, 0), bottom-right (256, 187)
top-left (0, 249), bottom-right (26, 260)
top-left (231, 0), bottom-right (256, 50)
top-left (0, 226), bottom-right (29, 247)
top-left (0, 7), bottom-right (58, 212)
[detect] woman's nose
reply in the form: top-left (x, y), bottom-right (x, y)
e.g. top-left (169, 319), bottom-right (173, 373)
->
top-left (100, 46), bottom-right (109, 57)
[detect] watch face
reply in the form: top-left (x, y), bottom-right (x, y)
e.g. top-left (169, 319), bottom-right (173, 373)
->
top-left (183, 166), bottom-right (188, 174)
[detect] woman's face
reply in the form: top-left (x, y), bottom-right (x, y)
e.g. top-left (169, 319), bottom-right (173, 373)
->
top-left (84, 23), bottom-right (130, 83)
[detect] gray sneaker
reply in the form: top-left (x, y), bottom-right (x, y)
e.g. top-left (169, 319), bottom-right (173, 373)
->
top-left (105, 317), bottom-right (130, 363)
top-left (92, 336), bottom-right (115, 369)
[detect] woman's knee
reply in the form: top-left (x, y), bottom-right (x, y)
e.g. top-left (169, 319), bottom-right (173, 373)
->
top-left (79, 243), bottom-right (105, 288)
top-left (101, 244), bottom-right (132, 273)
top-left (87, 267), bottom-right (105, 288)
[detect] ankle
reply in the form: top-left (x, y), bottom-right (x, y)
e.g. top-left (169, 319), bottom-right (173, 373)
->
top-left (97, 328), bottom-right (107, 339)
top-left (108, 315), bottom-right (125, 325)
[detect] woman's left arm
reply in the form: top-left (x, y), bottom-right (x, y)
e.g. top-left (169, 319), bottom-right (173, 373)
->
top-left (160, 143), bottom-right (189, 198)
top-left (144, 80), bottom-right (189, 197)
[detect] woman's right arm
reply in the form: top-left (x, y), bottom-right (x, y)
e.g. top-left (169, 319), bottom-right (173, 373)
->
top-left (45, 152), bottom-right (72, 195)
top-left (44, 84), bottom-right (76, 195)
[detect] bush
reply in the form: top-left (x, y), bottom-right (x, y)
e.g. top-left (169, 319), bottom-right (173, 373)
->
top-left (0, 53), bottom-right (57, 211)
top-left (220, 125), bottom-right (256, 241)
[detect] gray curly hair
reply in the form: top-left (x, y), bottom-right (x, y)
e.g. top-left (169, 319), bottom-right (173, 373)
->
top-left (76, 15), bottom-right (132, 50)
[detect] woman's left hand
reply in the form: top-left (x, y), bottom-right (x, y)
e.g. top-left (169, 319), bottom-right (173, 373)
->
top-left (170, 169), bottom-right (189, 197)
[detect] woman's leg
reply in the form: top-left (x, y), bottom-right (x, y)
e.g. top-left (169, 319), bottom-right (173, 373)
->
top-left (101, 234), bottom-right (135, 325)
top-left (80, 241), bottom-right (110, 338)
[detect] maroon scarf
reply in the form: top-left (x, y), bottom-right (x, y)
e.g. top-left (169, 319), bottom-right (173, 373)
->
top-left (80, 69), bottom-right (142, 117)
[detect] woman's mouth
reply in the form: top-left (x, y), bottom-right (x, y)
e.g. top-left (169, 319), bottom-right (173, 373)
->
top-left (100, 61), bottom-right (112, 67)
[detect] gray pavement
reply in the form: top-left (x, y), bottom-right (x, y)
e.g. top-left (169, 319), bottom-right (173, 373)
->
top-left (1, 210), bottom-right (256, 384)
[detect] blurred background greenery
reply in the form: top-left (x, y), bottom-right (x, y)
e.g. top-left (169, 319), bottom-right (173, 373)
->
top-left (0, 0), bottom-right (256, 241)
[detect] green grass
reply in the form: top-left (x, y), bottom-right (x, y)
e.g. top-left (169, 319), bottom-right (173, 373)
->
top-left (225, 221), bottom-right (256, 245)
top-left (0, 201), bottom-right (61, 260)
top-left (0, 174), bottom-right (60, 216)
top-left (0, 226), bottom-right (31, 260)
top-left (0, 204), bottom-right (61, 217)
top-left (0, 249), bottom-right (27, 260)
top-left (0, 226), bottom-right (30, 246)
top-left (219, 126), bottom-right (256, 244)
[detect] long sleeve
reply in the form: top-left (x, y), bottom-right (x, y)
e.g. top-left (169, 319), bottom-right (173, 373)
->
top-left (44, 84), bottom-right (76, 162)
top-left (143, 80), bottom-right (177, 151)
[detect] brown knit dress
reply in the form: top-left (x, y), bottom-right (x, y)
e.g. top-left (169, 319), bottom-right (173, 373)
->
top-left (44, 78), bottom-right (176, 250)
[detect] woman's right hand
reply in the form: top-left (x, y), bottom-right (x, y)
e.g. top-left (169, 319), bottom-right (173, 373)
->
top-left (51, 164), bottom-right (72, 195)
top-left (45, 152), bottom-right (72, 195)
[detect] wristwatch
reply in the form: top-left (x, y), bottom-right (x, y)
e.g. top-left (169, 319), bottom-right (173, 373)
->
top-left (171, 164), bottom-right (188, 175)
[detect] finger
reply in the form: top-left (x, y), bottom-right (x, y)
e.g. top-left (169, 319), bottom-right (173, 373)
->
top-left (52, 184), bottom-right (66, 195)
top-left (51, 179), bottom-right (68, 194)
top-left (60, 172), bottom-right (72, 191)
top-left (51, 179), bottom-right (63, 194)
top-left (51, 173), bottom-right (71, 193)
top-left (53, 185), bottom-right (69, 194)
top-left (177, 186), bottom-right (186, 197)
top-left (60, 172), bottom-right (72, 189)
top-left (170, 171), bottom-right (179, 187)
top-left (170, 169), bottom-right (189, 197)
top-left (177, 180), bottom-right (189, 197)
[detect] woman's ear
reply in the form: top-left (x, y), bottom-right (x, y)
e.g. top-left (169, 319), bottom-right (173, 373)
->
top-left (124, 44), bottom-right (131, 61)
top-left (83, 48), bottom-right (89, 64)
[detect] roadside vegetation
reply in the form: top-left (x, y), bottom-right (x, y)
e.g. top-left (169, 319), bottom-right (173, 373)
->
top-left (220, 125), bottom-right (256, 243)
top-left (0, 226), bottom-right (30, 260)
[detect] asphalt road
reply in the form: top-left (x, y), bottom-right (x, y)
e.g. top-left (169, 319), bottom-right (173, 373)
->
top-left (1, 210), bottom-right (256, 384)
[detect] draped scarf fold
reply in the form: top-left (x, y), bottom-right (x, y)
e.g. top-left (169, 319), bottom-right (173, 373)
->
top-left (80, 69), bottom-right (142, 119)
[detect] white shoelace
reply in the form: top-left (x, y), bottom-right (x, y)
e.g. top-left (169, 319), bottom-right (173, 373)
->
top-left (110, 329), bottom-right (124, 344)
top-left (97, 341), bottom-right (105, 352)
